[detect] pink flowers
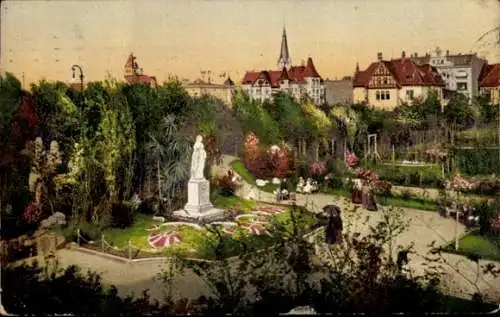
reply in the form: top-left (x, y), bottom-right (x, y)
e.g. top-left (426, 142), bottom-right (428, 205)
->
top-left (344, 151), bottom-right (359, 169)
top-left (245, 223), bottom-right (271, 236)
top-left (446, 175), bottom-right (476, 191)
top-left (310, 161), bottom-right (327, 177)
top-left (253, 206), bottom-right (286, 215)
top-left (424, 148), bottom-right (448, 161)
top-left (148, 232), bottom-right (183, 248)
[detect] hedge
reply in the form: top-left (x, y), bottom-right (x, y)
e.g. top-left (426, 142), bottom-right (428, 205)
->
top-left (373, 164), bottom-right (443, 188)
top-left (455, 148), bottom-right (500, 176)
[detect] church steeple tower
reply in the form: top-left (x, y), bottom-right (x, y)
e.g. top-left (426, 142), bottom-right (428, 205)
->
top-left (277, 26), bottom-right (291, 69)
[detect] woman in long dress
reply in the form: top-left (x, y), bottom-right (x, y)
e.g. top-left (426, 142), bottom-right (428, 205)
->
top-left (323, 205), bottom-right (343, 244)
top-left (351, 178), bottom-right (363, 204)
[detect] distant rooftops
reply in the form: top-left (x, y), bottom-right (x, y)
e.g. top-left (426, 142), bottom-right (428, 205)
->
top-left (353, 53), bottom-right (444, 88)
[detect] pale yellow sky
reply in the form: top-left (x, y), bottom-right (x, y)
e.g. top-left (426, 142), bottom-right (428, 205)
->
top-left (1, 0), bottom-right (499, 86)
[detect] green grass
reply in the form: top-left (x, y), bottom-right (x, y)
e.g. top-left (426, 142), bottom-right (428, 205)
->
top-left (444, 230), bottom-right (500, 262)
top-left (102, 213), bottom-right (157, 249)
top-left (324, 187), bottom-right (438, 211)
top-left (379, 195), bottom-right (438, 211)
top-left (95, 199), bottom-right (319, 260)
top-left (213, 195), bottom-right (256, 211)
top-left (230, 159), bottom-right (279, 193)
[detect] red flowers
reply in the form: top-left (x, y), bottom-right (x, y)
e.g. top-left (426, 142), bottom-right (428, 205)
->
top-left (344, 151), bottom-right (359, 169)
top-left (23, 200), bottom-right (43, 224)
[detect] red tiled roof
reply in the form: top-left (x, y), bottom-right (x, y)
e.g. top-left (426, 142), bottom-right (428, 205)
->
top-left (124, 75), bottom-right (157, 86)
top-left (242, 71), bottom-right (260, 85)
top-left (353, 58), bottom-right (444, 88)
top-left (479, 63), bottom-right (500, 88)
top-left (241, 57), bottom-right (322, 87)
top-left (304, 57), bottom-right (321, 78)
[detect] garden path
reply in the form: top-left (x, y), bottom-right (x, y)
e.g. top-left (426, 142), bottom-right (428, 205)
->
top-left (216, 155), bottom-right (500, 302)
top-left (40, 156), bottom-right (500, 305)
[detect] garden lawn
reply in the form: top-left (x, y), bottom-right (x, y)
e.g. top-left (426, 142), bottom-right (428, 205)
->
top-left (101, 213), bottom-right (157, 250)
top-left (324, 187), bottom-right (438, 211)
top-left (379, 196), bottom-right (438, 212)
top-left (213, 195), bottom-right (256, 212)
top-left (230, 159), bottom-right (279, 193)
top-left (96, 201), bottom-right (319, 261)
top-left (444, 230), bottom-right (500, 262)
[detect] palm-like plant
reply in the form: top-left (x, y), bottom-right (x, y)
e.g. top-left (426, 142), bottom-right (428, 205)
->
top-left (146, 115), bottom-right (191, 214)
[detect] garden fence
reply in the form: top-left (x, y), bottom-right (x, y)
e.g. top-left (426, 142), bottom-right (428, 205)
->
top-left (76, 228), bottom-right (139, 262)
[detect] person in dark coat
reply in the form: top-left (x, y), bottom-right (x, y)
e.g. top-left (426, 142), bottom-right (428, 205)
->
top-left (323, 205), bottom-right (343, 244)
top-left (362, 184), bottom-right (378, 211)
top-left (351, 178), bottom-right (363, 204)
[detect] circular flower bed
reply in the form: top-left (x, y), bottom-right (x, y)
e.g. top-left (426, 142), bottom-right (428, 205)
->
top-left (209, 222), bottom-right (238, 235)
top-left (244, 223), bottom-right (271, 236)
top-left (254, 206), bottom-right (286, 215)
top-left (235, 214), bottom-right (257, 224)
top-left (148, 232), bottom-right (183, 248)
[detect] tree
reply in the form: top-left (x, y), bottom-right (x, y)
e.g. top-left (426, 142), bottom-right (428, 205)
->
top-left (233, 91), bottom-right (281, 146)
top-left (443, 93), bottom-right (475, 143)
top-left (30, 81), bottom-right (81, 155)
top-left (301, 99), bottom-right (332, 160)
top-left (0, 73), bottom-right (23, 214)
top-left (146, 115), bottom-right (191, 213)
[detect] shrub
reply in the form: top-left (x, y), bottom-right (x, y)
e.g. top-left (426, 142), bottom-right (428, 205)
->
top-left (296, 160), bottom-right (310, 179)
top-left (110, 201), bottom-right (135, 229)
top-left (216, 175), bottom-right (238, 197)
top-left (243, 132), bottom-right (266, 178)
top-left (136, 198), bottom-right (157, 215)
top-left (310, 161), bottom-right (327, 179)
top-left (374, 164), bottom-right (443, 188)
top-left (266, 144), bottom-right (291, 178)
top-left (455, 148), bottom-right (499, 176)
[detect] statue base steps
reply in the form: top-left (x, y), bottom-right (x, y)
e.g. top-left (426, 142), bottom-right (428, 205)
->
top-left (173, 207), bottom-right (226, 222)
top-left (172, 177), bottom-right (226, 222)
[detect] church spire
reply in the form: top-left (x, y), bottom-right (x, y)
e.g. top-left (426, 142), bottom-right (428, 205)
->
top-left (277, 26), bottom-right (291, 69)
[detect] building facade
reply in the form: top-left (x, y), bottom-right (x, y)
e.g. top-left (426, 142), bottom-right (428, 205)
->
top-left (479, 63), bottom-right (500, 105)
top-left (124, 53), bottom-right (157, 87)
top-left (183, 77), bottom-right (236, 107)
top-left (412, 51), bottom-right (486, 101)
top-left (324, 79), bottom-right (353, 105)
top-left (241, 27), bottom-right (325, 105)
top-left (353, 52), bottom-right (445, 110)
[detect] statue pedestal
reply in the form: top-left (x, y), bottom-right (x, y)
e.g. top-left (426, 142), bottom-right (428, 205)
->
top-left (173, 178), bottom-right (225, 221)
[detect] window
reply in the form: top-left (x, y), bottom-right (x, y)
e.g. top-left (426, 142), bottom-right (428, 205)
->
top-left (376, 91), bottom-right (380, 100)
top-left (383, 78), bottom-right (388, 84)
top-left (385, 91), bottom-right (390, 100)
top-left (381, 91), bottom-right (385, 100)
top-left (457, 83), bottom-right (468, 91)
top-left (406, 89), bottom-right (414, 99)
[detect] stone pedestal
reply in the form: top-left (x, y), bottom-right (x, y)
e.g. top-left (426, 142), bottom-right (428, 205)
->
top-left (173, 178), bottom-right (225, 221)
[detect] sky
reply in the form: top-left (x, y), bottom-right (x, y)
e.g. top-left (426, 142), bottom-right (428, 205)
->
top-left (1, 0), bottom-right (499, 86)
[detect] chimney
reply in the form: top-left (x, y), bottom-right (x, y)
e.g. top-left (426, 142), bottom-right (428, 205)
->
top-left (414, 52), bottom-right (418, 58)
top-left (377, 52), bottom-right (383, 61)
top-left (401, 51), bottom-right (406, 59)
top-left (446, 50), bottom-right (450, 56)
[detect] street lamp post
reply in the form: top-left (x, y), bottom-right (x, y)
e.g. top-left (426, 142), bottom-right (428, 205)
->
top-left (71, 64), bottom-right (84, 90)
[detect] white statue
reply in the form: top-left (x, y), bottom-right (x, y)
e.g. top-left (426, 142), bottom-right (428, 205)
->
top-left (190, 135), bottom-right (207, 180)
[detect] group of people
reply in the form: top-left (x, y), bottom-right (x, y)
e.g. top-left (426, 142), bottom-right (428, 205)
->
top-left (351, 178), bottom-right (378, 211)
